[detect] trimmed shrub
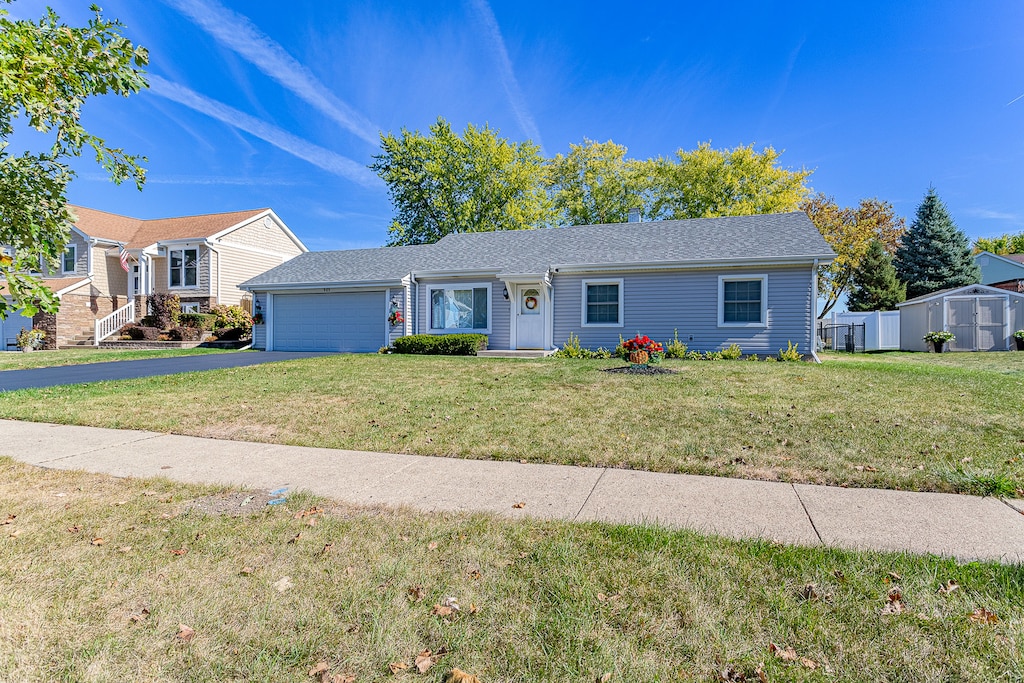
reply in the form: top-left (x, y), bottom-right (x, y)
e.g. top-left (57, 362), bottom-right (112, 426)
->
top-left (210, 304), bottom-right (252, 334)
top-left (392, 333), bottom-right (487, 356)
top-left (212, 326), bottom-right (247, 341)
top-left (122, 325), bottom-right (162, 341)
top-left (178, 313), bottom-right (217, 330)
top-left (663, 330), bottom-right (687, 358)
top-left (778, 341), bottom-right (802, 362)
top-left (720, 343), bottom-right (743, 360)
top-left (139, 315), bottom-right (159, 328)
top-left (166, 327), bottom-right (202, 342)
top-left (150, 293), bottom-right (180, 330)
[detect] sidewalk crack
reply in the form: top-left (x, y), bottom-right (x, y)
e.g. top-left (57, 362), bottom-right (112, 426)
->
top-left (792, 483), bottom-right (823, 545)
top-left (998, 497), bottom-right (1024, 516)
top-left (574, 468), bottom-right (608, 521)
top-left (35, 433), bottom-right (164, 465)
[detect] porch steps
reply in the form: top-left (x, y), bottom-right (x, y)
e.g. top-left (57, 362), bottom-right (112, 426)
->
top-left (477, 349), bottom-right (553, 359)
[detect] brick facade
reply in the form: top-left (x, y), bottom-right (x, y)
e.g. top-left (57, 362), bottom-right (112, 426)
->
top-left (42, 292), bottom-right (123, 347)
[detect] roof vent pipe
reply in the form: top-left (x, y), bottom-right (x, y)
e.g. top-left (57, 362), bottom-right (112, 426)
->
top-left (627, 208), bottom-right (642, 223)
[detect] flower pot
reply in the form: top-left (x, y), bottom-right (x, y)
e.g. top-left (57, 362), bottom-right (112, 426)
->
top-left (933, 341), bottom-right (945, 354)
top-left (628, 350), bottom-right (649, 365)
top-left (1016, 338), bottom-right (1024, 351)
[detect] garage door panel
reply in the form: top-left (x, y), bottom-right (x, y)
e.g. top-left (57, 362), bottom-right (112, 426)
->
top-left (1, 309), bottom-right (36, 351)
top-left (272, 292), bottom-right (384, 352)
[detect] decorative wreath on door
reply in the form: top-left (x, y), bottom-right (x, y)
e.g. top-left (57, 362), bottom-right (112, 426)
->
top-left (524, 296), bottom-right (538, 310)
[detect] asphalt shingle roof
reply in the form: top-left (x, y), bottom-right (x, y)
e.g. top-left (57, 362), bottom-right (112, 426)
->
top-left (242, 212), bottom-right (834, 288)
top-left (70, 205), bottom-right (271, 249)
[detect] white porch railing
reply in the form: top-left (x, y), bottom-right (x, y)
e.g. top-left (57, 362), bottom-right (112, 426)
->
top-left (94, 300), bottom-right (135, 345)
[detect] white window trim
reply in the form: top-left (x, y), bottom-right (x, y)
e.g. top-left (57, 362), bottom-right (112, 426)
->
top-left (168, 247), bottom-right (200, 290)
top-left (581, 278), bottom-right (624, 328)
top-left (718, 274), bottom-right (768, 328)
top-left (426, 282), bottom-right (492, 334)
top-left (61, 244), bottom-right (77, 275)
top-left (180, 302), bottom-right (200, 314)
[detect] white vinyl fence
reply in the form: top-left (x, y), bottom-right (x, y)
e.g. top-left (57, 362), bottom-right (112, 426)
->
top-left (824, 311), bottom-right (900, 351)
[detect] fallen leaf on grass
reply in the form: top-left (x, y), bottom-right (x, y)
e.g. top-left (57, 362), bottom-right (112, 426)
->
top-left (468, 603), bottom-right (479, 614)
top-left (415, 650), bottom-right (434, 674)
top-left (287, 533), bottom-right (302, 545)
top-left (596, 592), bottom-right (621, 602)
top-left (294, 506), bottom-right (323, 519)
top-left (9, 529), bottom-right (23, 538)
top-left (169, 548), bottom-right (188, 556)
top-left (443, 670), bottom-right (481, 683)
top-left (769, 642), bottom-right (798, 661)
top-left (938, 579), bottom-right (959, 595)
top-left (408, 585), bottom-right (426, 602)
top-left (128, 608), bottom-right (150, 623)
top-left (755, 664), bottom-right (768, 682)
top-left (427, 541), bottom-right (438, 551)
top-left (800, 583), bottom-right (820, 601)
top-left (309, 662), bottom-right (329, 677)
top-left (321, 543), bottom-right (335, 555)
top-left (2, 514), bottom-right (15, 525)
top-left (117, 546), bottom-right (132, 553)
top-left (306, 517), bottom-right (317, 527)
top-left (799, 657), bottom-right (818, 669)
top-left (388, 661), bottom-right (409, 674)
top-left (240, 566), bottom-right (254, 576)
top-left (66, 524), bottom-right (82, 533)
top-left (887, 571), bottom-right (902, 581)
top-left (176, 624), bottom-right (195, 643)
top-left (596, 673), bottom-right (612, 683)
top-left (91, 537), bottom-right (105, 546)
top-left (969, 608), bottom-right (999, 625)
top-left (881, 588), bottom-right (905, 615)
top-left (512, 502), bottom-right (526, 509)
top-left (273, 576), bottom-right (294, 592)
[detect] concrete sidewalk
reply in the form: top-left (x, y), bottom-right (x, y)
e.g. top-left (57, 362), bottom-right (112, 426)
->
top-left (2, 419), bottom-right (1022, 563)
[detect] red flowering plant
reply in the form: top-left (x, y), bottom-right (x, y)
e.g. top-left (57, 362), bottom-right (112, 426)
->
top-left (619, 333), bottom-right (664, 365)
top-left (388, 309), bottom-right (404, 327)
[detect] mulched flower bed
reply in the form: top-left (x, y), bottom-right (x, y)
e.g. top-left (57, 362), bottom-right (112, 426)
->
top-left (603, 365), bottom-right (678, 375)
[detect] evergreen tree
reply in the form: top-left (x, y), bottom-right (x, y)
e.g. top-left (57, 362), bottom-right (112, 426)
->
top-left (847, 239), bottom-right (906, 311)
top-left (893, 188), bottom-right (980, 298)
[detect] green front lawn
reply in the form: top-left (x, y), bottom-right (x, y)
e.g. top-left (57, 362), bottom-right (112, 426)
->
top-left (0, 351), bottom-right (1021, 495)
top-left (0, 347), bottom-right (238, 371)
top-left (2, 459), bottom-right (1021, 681)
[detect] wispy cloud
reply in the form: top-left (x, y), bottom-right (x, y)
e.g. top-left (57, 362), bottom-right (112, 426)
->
top-left (965, 207), bottom-right (1020, 222)
top-left (466, 0), bottom-right (544, 151)
top-left (147, 75), bottom-right (380, 188)
top-left (78, 172), bottom-right (305, 187)
top-left (161, 0), bottom-right (380, 145)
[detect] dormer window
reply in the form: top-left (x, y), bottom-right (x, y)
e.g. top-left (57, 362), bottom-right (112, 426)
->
top-left (61, 245), bottom-right (77, 274)
top-left (169, 248), bottom-right (198, 288)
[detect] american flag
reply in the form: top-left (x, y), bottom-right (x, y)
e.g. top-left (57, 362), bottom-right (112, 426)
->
top-left (119, 246), bottom-right (130, 272)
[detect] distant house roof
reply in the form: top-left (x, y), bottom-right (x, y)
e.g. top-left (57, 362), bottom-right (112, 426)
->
top-left (68, 205), bottom-right (302, 251)
top-left (0, 276), bottom-right (90, 298)
top-left (242, 212), bottom-right (835, 289)
top-left (1006, 254), bottom-right (1024, 264)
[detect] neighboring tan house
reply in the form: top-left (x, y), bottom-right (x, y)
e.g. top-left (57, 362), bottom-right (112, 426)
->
top-left (241, 212), bottom-right (835, 359)
top-left (2, 206), bottom-right (306, 349)
top-left (974, 251), bottom-right (1024, 293)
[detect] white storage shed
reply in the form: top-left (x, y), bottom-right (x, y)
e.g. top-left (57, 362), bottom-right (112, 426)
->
top-left (896, 284), bottom-right (1024, 352)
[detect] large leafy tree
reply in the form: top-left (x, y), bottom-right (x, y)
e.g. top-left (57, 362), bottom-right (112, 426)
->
top-left (894, 187), bottom-right (980, 299)
top-left (371, 117), bottom-right (554, 245)
top-left (0, 2), bottom-right (148, 317)
top-left (650, 142), bottom-right (811, 220)
top-left (548, 139), bottom-right (654, 225)
top-left (801, 193), bottom-right (905, 317)
top-left (847, 239), bottom-right (906, 311)
top-left (973, 231), bottom-right (1024, 254)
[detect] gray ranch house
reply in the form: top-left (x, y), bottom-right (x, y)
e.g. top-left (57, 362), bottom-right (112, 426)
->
top-left (240, 212), bottom-right (834, 358)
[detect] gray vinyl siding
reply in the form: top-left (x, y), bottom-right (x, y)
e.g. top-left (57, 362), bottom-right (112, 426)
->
top-left (552, 266), bottom-right (814, 355)
top-left (414, 275), bottom-right (510, 350)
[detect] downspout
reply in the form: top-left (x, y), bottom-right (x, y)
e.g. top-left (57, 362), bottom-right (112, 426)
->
top-left (810, 259), bottom-right (821, 363)
top-left (409, 273), bottom-right (418, 335)
top-left (206, 242), bottom-right (222, 304)
top-left (86, 238), bottom-right (95, 277)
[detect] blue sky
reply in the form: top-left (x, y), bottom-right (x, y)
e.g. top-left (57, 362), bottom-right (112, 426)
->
top-left (9, 1), bottom-right (1024, 251)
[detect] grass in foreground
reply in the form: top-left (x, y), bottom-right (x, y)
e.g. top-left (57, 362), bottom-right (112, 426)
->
top-left (0, 347), bottom-right (237, 371)
top-left (1, 459), bottom-right (1020, 682)
top-left (0, 352), bottom-right (1021, 494)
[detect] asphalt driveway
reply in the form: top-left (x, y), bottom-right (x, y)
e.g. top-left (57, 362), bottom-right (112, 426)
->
top-left (0, 351), bottom-right (332, 392)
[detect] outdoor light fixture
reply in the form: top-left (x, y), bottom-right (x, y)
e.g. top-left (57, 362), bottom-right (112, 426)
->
top-left (502, 286), bottom-right (509, 300)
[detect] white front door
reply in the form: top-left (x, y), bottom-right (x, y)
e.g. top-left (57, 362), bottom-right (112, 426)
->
top-left (515, 285), bottom-right (545, 349)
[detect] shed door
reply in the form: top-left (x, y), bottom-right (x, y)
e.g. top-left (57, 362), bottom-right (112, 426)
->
top-left (272, 292), bottom-right (384, 352)
top-left (945, 296), bottom-right (1007, 351)
top-left (946, 299), bottom-right (975, 351)
top-left (977, 297), bottom-right (1005, 351)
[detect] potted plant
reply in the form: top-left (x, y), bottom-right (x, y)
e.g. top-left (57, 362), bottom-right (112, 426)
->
top-left (1014, 330), bottom-right (1024, 351)
top-left (923, 330), bottom-right (955, 353)
top-left (620, 334), bottom-right (664, 366)
top-left (15, 327), bottom-right (46, 352)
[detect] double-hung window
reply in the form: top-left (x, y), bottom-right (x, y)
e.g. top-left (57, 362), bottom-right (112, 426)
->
top-left (719, 275), bottom-right (767, 326)
top-left (429, 285), bottom-right (489, 332)
top-left (61, 245), bottom-right (77, 274)
top-left (169, 248), bottom-right (198, 288)
top-left (582, 279), bottom-right (623, 326)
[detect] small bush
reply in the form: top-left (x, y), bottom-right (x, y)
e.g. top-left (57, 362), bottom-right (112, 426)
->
top-left (210, 304), bottom-right (252, 334)
top-left (663, 330), bottom-right (687, 359)
top-left (212, 327), bottom-right (247, 341)
top-left (122, 326), bottom-right (162, 341)
top-left (149, 293), bottom-right (180, 330)
top-left (378, 346), bottom-right (394, 354)
top-left (720, 343), bottom-right (743, 360)
top-left (592, 347), bottom-right (613, 359)
top-left (166, 327), bottom-right (202, 342)
top-left (178, 313), bottom-right (217, 331)
top-left (139, 315), bottom-right (159, 328)
top-left (392, 334), bottom-right (487, 356)
top-left (553, 333), bottom-right (616, 360)
top-left (778, 341), bottom-right (802, 362)
top-left (702, 350), bottom-right (723, 361)
top-left (684, 350), bottom-right (702, 361)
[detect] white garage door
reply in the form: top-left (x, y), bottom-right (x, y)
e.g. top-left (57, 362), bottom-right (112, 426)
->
top-left (1, 308), bottom-right (36, 351)
top-left (271, 291), bottom-right (385, 352)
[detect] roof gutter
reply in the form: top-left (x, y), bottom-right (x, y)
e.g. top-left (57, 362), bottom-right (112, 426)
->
top-left (551, 254), bottom-right (836, 274)
top-left (240, 278), bottom-right (405, 292)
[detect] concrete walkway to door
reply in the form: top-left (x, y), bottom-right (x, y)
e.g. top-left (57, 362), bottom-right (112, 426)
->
top-left (2, 419), bottom-right (1023, 564)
